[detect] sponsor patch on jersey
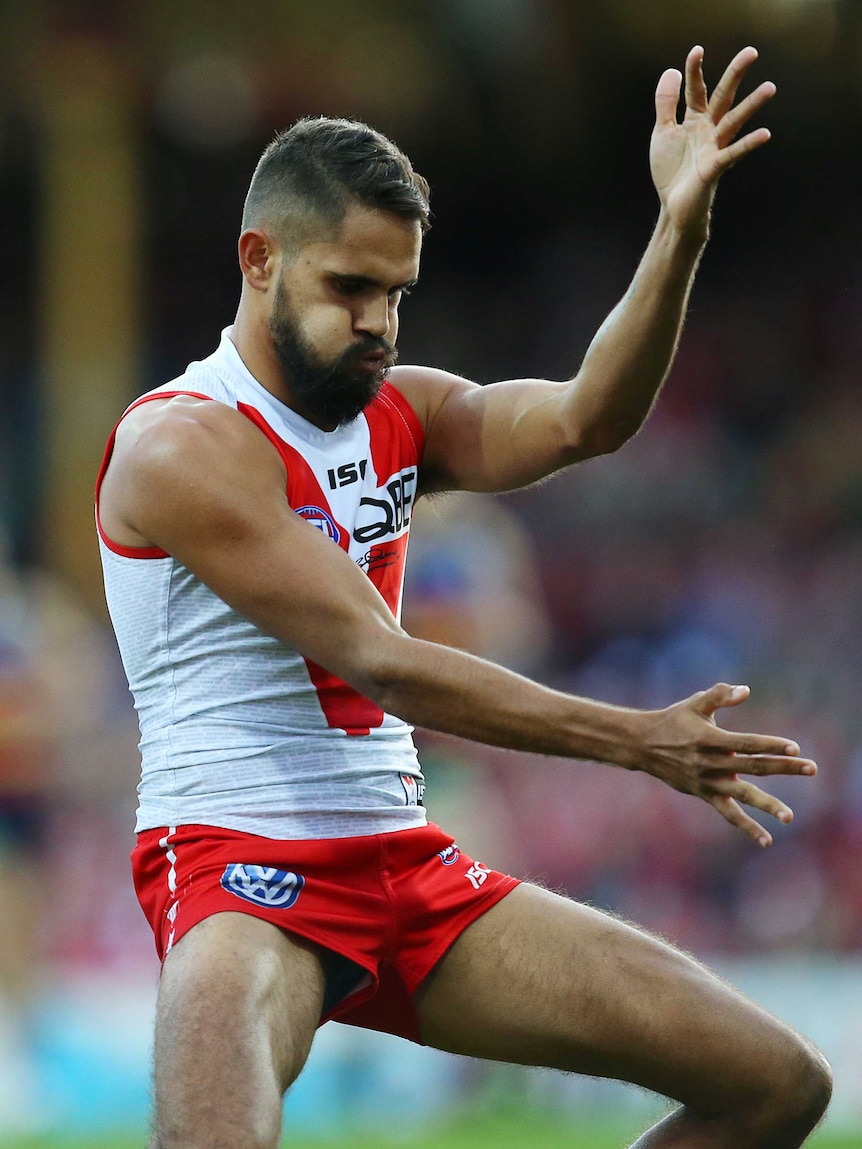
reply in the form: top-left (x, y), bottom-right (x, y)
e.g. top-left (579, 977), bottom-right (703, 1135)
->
top-left (400, 773), bottom-right (426, 806)
top-left (296, 505), bottom-right (341, 544)
top-left (438, 844), bottom-right (460, 866)
top-left (353, 467), bottom-right (416, 544)
top-left (221, 864), bottom-right (305, 909)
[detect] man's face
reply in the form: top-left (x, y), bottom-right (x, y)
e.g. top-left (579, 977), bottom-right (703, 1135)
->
top-left (269, 277), bottom-right (396, 429)
top-left (270, 204), bottom-right (422, 429)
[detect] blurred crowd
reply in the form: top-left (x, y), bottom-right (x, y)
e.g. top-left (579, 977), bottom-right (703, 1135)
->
top-left (404, 238), bottom-right (862, 959)
top-left (0, 0), bottom-right (860, 1045)
top-left (7, 241), bottom-right (862, 990)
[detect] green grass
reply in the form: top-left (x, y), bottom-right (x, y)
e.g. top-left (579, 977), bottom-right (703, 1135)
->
top-left (5, 1111), bottom-right (857, 1149)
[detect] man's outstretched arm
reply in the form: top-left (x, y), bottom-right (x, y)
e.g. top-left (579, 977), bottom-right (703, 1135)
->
top-left (394, 46), bottom-right (775, 493)
top-left (99, 395), bottom-right (815, 850)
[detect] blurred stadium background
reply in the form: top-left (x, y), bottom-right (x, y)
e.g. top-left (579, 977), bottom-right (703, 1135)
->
top-left (1, 0), bottom-right (861, 1144)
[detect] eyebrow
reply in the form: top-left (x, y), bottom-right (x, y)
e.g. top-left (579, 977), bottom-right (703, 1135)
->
top-left (328, 272), bottom-right (419, 292)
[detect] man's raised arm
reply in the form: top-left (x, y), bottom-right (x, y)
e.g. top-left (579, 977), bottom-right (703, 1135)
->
top-left (99, 395), bottom-right (814, 850)
top-left (394, 46), bottom-right (775, 494)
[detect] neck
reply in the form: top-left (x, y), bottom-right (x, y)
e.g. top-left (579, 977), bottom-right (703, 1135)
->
top-left (231, 302), bottom-right (292, 407)
top-left (230, 302), bottom-right (344, 431)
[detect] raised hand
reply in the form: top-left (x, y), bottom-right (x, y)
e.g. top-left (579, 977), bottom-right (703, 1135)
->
top-left (634, 683), bottom-right (816, 848)
top-left (650, 45), bottom-right (775, 236)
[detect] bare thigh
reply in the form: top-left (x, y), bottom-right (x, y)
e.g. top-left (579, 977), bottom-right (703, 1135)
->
top-left (151, 912), bottom-right (328, 1149)
top-left (415, 883), bottom-right (813, 1114)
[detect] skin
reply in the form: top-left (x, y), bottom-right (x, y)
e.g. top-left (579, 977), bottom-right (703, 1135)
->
top-left (100, 47), bottom-right (833, 1149)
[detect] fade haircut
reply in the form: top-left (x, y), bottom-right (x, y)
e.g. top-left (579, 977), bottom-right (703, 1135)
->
top-left (241, 116), bottom-right (431, 254)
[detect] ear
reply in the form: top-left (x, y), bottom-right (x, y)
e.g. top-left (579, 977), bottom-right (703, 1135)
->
top-left (238, 229), bottom-right (277, 292)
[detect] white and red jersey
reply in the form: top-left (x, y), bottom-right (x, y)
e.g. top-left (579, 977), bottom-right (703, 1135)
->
top-left (97, 329), bottom-right (427, 839)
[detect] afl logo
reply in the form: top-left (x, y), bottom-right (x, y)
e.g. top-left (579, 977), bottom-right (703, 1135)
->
top-left (438, 844), bottom-right (460, 866)
top-left (221, 864), bottom-right (305, 909)
top-left (296, 505), bottom-right (341, 544)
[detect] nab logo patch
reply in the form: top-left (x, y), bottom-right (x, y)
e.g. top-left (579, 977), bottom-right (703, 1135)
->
top-left (221, 864), bottom-right (305, 909)
top-left (296, 505), bottom-right (341, 544)
top-left (438, 844), bottom-right (460, 866)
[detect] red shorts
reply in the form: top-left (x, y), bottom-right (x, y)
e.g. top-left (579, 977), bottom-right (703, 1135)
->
top-left (132, 822), bottom-right (519, 1043)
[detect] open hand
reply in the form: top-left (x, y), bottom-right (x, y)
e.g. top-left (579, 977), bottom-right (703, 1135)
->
top-left (650, 46), bottom-right (775, 236)
top-left (636, 683), bottom-right (816, 848)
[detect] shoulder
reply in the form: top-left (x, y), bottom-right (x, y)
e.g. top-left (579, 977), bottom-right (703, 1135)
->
top-left (104, 395), bottom-right (287, 534)
top-left (115, 395), bottom-right (281, 478)
top-left (101, 393), bottom-right (292, 553)
top-left (385, 365), bottom-right (480, 432)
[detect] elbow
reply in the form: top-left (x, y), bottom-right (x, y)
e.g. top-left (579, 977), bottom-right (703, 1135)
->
top-left (566, 419), bottom-right (640, 460)
top-left (592, 422), bottom-right (641, 456)
top-left (340, 626), bottom-right (416, 715)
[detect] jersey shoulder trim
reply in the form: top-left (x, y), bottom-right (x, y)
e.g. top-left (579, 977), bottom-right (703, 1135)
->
top-left (95, 390), bottom-right (214, 559)
top-left (377, 380), bottom-right (425, 462)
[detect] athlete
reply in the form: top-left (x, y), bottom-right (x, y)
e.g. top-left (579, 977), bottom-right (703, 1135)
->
top-left (97, 46), bottom-right (830, 1149)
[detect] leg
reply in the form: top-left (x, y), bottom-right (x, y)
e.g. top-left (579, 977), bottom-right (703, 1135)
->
top-left (148, 912), bottom-right (328, 1149)
top-left (414, 884), bottom-right (831, 1148)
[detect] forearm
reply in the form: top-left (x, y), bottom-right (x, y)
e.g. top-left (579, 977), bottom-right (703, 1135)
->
top-left (356, 628), bottom-right (815, 850)
top-left (562, 209), bottom-right (707, 455)
top-left (364, 629), bottom-right (645, 768)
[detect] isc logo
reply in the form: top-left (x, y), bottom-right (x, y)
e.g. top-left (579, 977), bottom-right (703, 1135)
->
top-left (327, 460), bottom-right (368, 489)
top-left (465, 862), bottom-right (491, 890)
top-left (221, 864), bottom-right (305, 909)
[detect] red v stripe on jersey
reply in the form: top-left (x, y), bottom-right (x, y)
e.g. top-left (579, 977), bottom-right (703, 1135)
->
top-left (238, 401), bottom-right (384, 735)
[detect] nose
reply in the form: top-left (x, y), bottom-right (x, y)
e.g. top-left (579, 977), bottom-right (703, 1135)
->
top-left (354, 295), bottom-right (391, 340)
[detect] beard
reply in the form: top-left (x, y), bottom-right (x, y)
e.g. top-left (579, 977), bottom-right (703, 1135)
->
top-left (269, 279), bottom-right (398, 428)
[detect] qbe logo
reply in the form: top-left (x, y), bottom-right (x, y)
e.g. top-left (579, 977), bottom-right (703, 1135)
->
top-left (221, 864), bottom-right (305, 909)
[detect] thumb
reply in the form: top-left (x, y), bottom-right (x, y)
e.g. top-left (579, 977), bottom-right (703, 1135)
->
top-left (695, 682), bottom-right (750, 717)
top-left (655, 68), bottom-right (682, 128)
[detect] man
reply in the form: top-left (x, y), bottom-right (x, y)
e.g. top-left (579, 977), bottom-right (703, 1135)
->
top-left (97, 45), bottom-right (830, 1149)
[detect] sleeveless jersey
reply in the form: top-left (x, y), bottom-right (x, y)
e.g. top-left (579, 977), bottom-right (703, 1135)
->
top-left (97, 329), bottom-right (427, 839)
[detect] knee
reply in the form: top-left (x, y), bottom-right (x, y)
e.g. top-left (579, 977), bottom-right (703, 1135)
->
top-left (783, 1040), bottom-right (832, 1130)
top-left (754, 1034), bottom-right (832, 1141)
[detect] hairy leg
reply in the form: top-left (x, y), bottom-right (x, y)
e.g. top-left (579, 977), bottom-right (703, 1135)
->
top-left (415, 884), bottom-right (831, 1148)
top-left (148, 912), bottom-right (328, 1149)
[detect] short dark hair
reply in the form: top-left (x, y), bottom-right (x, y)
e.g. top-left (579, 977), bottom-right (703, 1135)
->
top-left (241, 117), bottom-right (431, 251)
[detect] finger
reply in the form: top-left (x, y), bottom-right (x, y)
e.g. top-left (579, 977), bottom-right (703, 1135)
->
top-left (707, 793), bottom-right (774, 848)
top-left (707, 45), bottom-right (760, 121)
top-left (706, 752), bottom-right (817, 778)
top-left (714, 127), bottom-right (772, 172)
top-left (655, 67), bottom-right (682, 127)
top-left (693, 682), bottom-right (749, 717)
top-left (707, 777), bottom-right (794, 826)
top-left (708, 729), bottom-right (803, 757)
top-left (716, 80), bottom-right (776, 146)
top-left (684, 45), bottom-right (708, 114)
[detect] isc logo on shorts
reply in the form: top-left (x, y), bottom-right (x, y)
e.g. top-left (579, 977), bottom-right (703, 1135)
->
top-left (221, 864), bottom-right (305, 909)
